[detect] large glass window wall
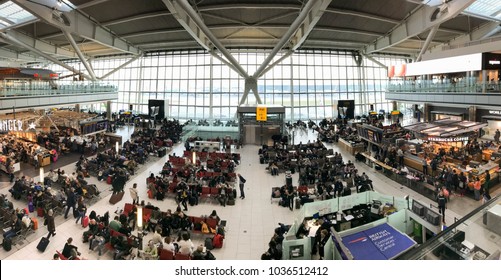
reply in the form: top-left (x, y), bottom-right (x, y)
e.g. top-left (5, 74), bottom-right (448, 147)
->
top-left (44, 49), bottom-right (407, 121)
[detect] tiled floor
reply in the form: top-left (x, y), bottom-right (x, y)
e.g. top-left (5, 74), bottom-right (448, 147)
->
top-left (1, 127), bottom-right (496, 260)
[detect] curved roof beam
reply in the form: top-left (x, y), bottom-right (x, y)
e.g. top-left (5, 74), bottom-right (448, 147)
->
top-left (0, 46), bottom-right (44, 61)
top-left (161, 0), bottom-right (249, 79)
top-left (1, 30), bottom-right (76, 58)
top-left (120, 24), bottom-right (385, 39)
top-left (0, 32), bottom-right (91, 79)
top-left (363, 0), bottom-right (476, 54)
top-left (12, 0), bottom-right (140, 55)
top-left (426, 21), bottom-right (501, 55)
top-left (253, 0), bottom-right (332, 78)
top-left (102, 11), bottom-right (172, 26)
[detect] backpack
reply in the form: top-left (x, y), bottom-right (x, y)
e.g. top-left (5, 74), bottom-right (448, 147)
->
top-left (201, 222), bottom-right (209, 234)
top-left (193, 222), bottom-right (202, 231)
top-left (3, 237), bottom-right (12, 251)
top-left (204, 237), bottom-right (214, 250)
top-left (212, 234), bottom-right (224, 248)
top-left (217, 226), bottom-right (225, 236)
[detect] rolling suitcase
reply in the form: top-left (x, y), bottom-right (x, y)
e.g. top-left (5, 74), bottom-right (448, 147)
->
top-left (2, 237), bottom-right (12, 251)
top-left (109, 192), bottom-right (124, 205)
top-left (32, 217), bottom-right (39, 230)
top-left (107, 176), bottom-right (113, 185)
top-left (28, 201), bottom-right (35, 213)
top-left (37, 207), bottom-right (44, 217)
top-left (37, 237), bottom-right (50, 252)
top-left (82, 216), bottom-right (89, 228)
top-left (227, 199), bottom-right (235, 206)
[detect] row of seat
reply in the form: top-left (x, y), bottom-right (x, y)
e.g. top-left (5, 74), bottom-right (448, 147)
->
top-left (159, 248), bottom-right (191, 260)
top-left (0, 207), bottom-right (35, 246)
top-left (182, 150), bottom-right (240, 161)
top-left (122, 203), bottom-right (219, 235)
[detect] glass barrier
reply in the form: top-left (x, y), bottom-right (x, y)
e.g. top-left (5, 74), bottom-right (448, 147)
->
top-left (397, 194), bottom-right (501, 260)
top-left (387, 78), bottom-right (500, 93)
top-left (0, 82), bottom-right (117, 97)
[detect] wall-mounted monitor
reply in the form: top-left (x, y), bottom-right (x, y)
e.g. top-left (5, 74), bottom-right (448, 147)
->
top-left (412, 200), bottom-right (425, 216)
top-left (425, 208), bottom-right (441, 226)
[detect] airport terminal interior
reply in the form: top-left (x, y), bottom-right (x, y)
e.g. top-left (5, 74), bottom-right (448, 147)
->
top-left (1, 0), bottom-right (501, 260)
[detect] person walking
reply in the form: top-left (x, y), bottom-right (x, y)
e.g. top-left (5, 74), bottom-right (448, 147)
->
top-left (129, 183), bottom-right (139, 205)
top-left (45, 209), bottom-right (56, 239)
top-left (473, 177), bottom-right (481, 201)
top-left (437, 188), bottom-right (447, 224)
top-left (75, 197), bottom-right (87, 225)
top-left (64, 188), bottom-right (76, 219)
top-left (422, 158), bottom-right (428, 176)
top-left (238, 174), bottom-right (246, 199)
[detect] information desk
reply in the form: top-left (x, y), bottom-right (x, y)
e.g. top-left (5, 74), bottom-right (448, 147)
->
top-left (306, 203), bottom-right (378, 234)
top-left (338, 138), bottom-right (365, 155)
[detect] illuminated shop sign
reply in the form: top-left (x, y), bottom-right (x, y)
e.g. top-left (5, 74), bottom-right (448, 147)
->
top-left (489, 110), bottom-right (501, 115)
top-left (428, 136), bottom-right (469, 142)
top-left (489, 60), bottom-right (500, 65)
top-left (0, 120), bottom-right (23, 132)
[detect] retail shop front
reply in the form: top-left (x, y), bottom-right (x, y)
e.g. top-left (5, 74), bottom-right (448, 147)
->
top-left (402, 119), bottom-right (499, 197)
top-left (479, 109), bottom-right (501, 141)
top-left (0, 110), bottom-right (109, 179)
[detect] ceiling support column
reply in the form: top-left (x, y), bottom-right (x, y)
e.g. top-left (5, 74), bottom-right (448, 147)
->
top-left (253, 0), bottom-right (322, 78)
top-left (63, 30), bottom-right (97, 80)
top-left (416, 25), bottom-right (439, 62)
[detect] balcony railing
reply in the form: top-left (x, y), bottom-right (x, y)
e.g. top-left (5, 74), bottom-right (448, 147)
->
top-left (387, 78), bottom-right (500, 93)
top-left (0, 82), bottom-right (118, 98)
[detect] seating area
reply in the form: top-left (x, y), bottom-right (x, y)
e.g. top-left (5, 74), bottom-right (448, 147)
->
top-left (0, 197), bottom-right (37, 247)
top-left (122, 203), bottom-right (220, 238)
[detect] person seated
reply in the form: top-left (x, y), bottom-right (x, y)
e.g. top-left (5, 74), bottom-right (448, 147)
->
top-left (270, 162), bottom-right (279, 176)
top-left (142, 240), bottom-right (159, 260)
top-left (62, 237), bottom-right (81, 259)
top-left (3, 214), bottom-right (22, 240)
top-left (109, 216), bottom-right (122, 232)
top-left (217, 184), bottom-right (228, 207)
top-left (151, 228), bottom-right (163, 246)
top-left (399, 165), bottom-right (409, 175)
top-left (296, 219), bottom-right (310, 239)
top-left (208, 210), bottom-right (220, 225)
top-left (177, 232), bottom-right (194, 255)
top-left (112, 235), bottom-right (132, 260)
top-left (89, 229), bottom-right (109, 256)
top-left (191, 244), bottom-right (206, 260)
top-left (82, 219), bottom-right (99, 243)
top-left (163, 236), bottom-right (175, 252)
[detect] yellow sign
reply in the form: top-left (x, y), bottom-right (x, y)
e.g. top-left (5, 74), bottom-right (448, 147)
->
top-left (256, 107), bottom-right (267, 121)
